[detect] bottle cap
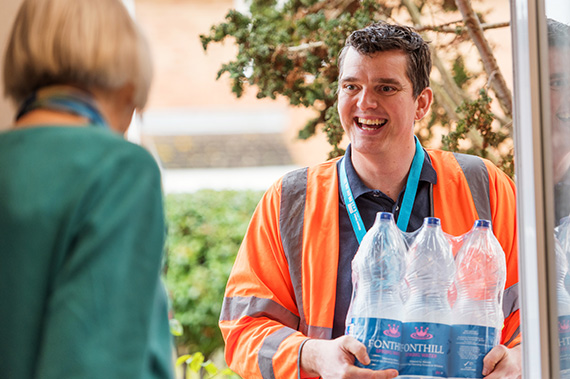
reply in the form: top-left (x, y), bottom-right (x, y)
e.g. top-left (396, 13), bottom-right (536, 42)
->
top-left (425, 217), bottom-right (440, 226)
top-left (378, 212), bottom-right (393, 221)
top-left (475, 219), bottom-right (491, 228)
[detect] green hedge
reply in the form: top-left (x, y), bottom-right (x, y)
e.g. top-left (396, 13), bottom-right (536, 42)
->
top-left (164, 189), bottom-right (264, 358)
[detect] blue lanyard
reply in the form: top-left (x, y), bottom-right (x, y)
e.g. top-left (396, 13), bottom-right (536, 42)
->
top-left (340, 136), bottom-right (425, 243)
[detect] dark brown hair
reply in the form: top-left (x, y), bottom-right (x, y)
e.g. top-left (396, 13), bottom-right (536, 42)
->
top-left (548, 18), bottom-right (570, 48)
top-left (338, 22), bottom-right (431, 98)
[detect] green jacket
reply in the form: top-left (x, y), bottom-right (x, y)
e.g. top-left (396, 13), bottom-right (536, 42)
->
top-left (0, 126), bottom-right (173, 378)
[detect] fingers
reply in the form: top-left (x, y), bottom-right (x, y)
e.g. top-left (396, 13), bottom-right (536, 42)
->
top-left (339, 335), bottom-right (370, 366)
top-left (338, 336), bottom-right (399, 379)
top-left (346, 365), bottom-right (399, 379)
top-left (351, 367), bottom-right (399, 379)
top-left (303, 336), bottom-right (401, 379)
top-left (482, 344), bottom-right (508, 376)
top-left (377, 369), bottom-right (399, 378)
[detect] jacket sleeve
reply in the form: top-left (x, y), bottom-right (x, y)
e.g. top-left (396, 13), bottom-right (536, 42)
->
top-left (219, 179), bottom-right (310, 379)
top-left (485, 161), bottom-right (521, 348)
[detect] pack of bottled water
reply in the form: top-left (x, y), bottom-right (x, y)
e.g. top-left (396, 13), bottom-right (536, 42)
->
top-left (555, 217), bottom-right (570, 378)
top-left (345, 212), bottom-right (506, 378)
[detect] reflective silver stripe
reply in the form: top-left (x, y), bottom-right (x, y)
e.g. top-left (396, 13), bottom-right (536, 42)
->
top-left (305, 325), bottom-right (330, 339)
top-left (502, 284), bottom-right (520, 345)
top-left (278, 168), bottom-right (333, 340)
top-left (503, 282), bottom-right (520, 317)
top-left (280, 168), bottom-right (308, 335)
top-left (258, 327), bottom-right (296, 379)
top-left (220, 296), bottom-right (300, 329)
top-left (453, 153), bottom-right (491, 221)
top-left (504, 325), bottom-right (521, 347)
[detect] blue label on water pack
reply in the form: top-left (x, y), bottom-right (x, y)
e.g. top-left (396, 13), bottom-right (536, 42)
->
top-left (349, 317), bottom-right (402, 370)
top-left (449, 324), bottom-right (496, 378)
top-left (400, 321), bottom-right (450, 377)
top-left (559, 315), bottom-right (570, 371)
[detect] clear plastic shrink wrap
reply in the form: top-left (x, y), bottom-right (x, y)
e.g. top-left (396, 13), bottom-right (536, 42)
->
top-left (400, 217), bottom-right (455, 379)
top-left (346, 215), bottom-right (507, 379)
top-left (449, 220), bottom-right (505, 379)
top-left (345, 212), bottom-right (407, 371)
top-left (555, 217), bottom-right (570, 378)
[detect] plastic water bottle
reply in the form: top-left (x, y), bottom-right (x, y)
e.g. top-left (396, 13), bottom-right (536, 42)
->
top-left (400, 217), bottom-right (455, 379)
top-left (557, 217), bottom-right (570, 295)
top-left (555, 219), bottom-right (570, 378)
top-left (449, 220), bottom-right (506, 378)
top-left (345, 212), bottom-right (407, 371)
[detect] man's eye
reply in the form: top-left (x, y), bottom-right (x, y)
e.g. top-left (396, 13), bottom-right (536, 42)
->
top-left (551, 78), bottom-right (570, 90)
top-left (380, 86), bottom-right (396, 93)
top-left (344, 84), bottom-right (357, 91)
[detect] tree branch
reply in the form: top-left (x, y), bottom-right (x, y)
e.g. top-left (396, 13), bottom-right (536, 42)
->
top-left (302, 0), bottom-right (360, 19)
top-left (287, 41), bottom-right (325, 53)
top-left (431, 81), bottom-right (460, 121)
top-left (454, 0), bottom-right (512, 116)
top-left (415, 21), bottom-right (510, 33)
top-left (401, 0), bottom-right (467, 109)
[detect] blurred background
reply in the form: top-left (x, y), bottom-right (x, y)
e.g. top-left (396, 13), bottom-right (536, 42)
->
top-left (0, 0), bottom-right (517, 377)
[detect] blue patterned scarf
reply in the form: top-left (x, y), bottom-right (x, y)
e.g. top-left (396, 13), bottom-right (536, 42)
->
top-left (16, 86), bottom-right (108, 128)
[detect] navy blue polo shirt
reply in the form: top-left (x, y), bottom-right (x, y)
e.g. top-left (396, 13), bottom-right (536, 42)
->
top-left (332, 144), bottom-right (438, 338)
top-left (555, 169), bottom-right (570, 226)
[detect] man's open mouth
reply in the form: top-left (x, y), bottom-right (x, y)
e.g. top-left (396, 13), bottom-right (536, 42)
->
top-left (355, 117), bottom-right (388, 131)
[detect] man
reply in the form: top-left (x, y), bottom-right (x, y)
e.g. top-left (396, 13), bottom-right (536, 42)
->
top-left (548, 18), bottom-right (570, 225)
top-left (220, 22), bottom-right (521, 378)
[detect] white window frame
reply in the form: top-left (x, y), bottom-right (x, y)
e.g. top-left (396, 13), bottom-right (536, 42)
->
top-left (511, 0), bottom-right (565, 377)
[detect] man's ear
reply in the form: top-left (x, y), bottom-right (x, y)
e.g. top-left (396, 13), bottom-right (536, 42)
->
top-left (415, 87), bottom-right (433, 121)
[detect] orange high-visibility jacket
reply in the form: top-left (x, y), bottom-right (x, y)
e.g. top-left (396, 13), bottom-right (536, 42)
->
top-left (220, 149), bottom-right (520, 379)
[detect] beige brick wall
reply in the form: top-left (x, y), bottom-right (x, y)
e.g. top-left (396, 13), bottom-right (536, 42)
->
top-left (135, 0), bottom-right (332, 167)
top-left (0, 0), bottom-right (22, 130)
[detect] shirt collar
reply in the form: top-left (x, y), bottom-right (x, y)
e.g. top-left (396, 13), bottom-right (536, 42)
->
top-left (558, 168), bottom-right (570, 186)
top-left (340, 144), bottom-right (438, 201)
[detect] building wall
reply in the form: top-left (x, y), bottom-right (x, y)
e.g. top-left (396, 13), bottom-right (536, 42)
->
top-left (134, 0), bottom-right (333, 168)
top-left (0, 0), bottom-right (22, 130)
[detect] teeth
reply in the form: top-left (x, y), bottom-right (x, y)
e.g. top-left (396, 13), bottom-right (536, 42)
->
top-left (358, 117), bottom-right (386, 126)
top-left (558, 112), bottom-right (570, 121)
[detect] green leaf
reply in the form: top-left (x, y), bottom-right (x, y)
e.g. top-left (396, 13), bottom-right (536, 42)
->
top-left (188, 352), bottom-right (205, 372)
top-left (203, 361), bottom-right (219, 375)
top-left (175, 354), bottom-right (192, 367)
top-left (169, 318), bottom-right (183, 337)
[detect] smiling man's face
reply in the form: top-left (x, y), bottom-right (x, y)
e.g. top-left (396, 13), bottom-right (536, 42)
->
top-left (550, 46), bottom-right (570, 179)
top-left (337, 47), bottom-right (431, 160)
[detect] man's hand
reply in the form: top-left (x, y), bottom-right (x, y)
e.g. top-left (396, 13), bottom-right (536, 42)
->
top-left (300, 336), bottom-right (399, 379)
top-left (482, 344), bottom-right (522, 378)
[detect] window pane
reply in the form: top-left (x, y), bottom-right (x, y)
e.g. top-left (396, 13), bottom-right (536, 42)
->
top-left (546, 16), bottom-right (570, 378)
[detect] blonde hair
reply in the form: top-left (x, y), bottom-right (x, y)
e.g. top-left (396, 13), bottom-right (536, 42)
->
top-left (3, 0), bottom-right (153, 110)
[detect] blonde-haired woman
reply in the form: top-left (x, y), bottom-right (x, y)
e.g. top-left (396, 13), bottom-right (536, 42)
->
top-left (0, 0), bottom-right (173, 377)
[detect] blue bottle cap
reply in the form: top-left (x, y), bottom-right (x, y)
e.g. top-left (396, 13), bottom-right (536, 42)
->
top-left (378, 212), bottom-right (393, 221)
top-left (425, 217), bottom-right (440, 226)
top-left (475, 219), bottom-right (491, 228)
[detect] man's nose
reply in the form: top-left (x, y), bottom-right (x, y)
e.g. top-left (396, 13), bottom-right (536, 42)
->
top-left (357, 88), bottom-right (378, 110)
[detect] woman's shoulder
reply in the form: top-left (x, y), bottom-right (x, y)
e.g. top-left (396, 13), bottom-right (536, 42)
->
top-left (0, 126), bottom-right (160, 177)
